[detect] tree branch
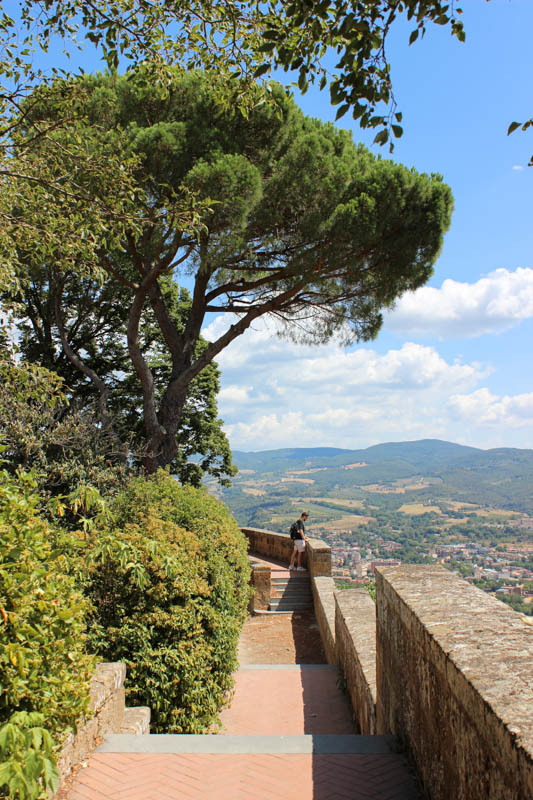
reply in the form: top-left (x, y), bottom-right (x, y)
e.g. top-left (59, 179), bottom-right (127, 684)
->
top-left (54, 282), bottom-right (126, 459)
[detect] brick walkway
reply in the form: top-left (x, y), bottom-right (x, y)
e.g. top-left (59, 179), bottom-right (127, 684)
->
top-left (57, 557), bottom-right (421, 800)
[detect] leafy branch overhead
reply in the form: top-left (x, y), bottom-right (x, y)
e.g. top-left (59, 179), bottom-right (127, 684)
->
top-left (8, 70), bottom-right (453, 473)
top-left (2, 1), bottom-right (467, 144)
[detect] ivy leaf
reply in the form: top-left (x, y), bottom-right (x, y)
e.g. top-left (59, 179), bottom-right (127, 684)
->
top-left (373, 129), bottom-right (389, 145)
top-left (253, 64), bottom-right (270, 78)
top-left (507, 121), bottom-right (521, 135)
top-left (335, 104), bottom-right (350, 120)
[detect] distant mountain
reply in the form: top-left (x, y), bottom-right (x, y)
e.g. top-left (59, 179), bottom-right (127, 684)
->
top-left (233, 439), bottom-right (486, 474)
top-left (228, 440), bottom-right (533, 514)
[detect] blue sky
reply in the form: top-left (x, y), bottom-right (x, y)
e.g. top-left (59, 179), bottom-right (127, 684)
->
top-left (27, 0), bottom-right (533, 451)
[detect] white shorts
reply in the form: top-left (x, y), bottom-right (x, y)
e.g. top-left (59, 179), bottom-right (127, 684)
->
top-left (293, 539), bottom-right (305, 553)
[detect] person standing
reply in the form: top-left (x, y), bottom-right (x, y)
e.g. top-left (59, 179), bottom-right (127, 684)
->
top-left (289, 512), bottom-right (309, 571)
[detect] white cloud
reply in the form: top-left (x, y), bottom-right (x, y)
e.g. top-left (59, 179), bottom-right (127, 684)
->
top-left (202, 314), bottom-right (505, 450)
top-left (512, 164), bottom-right (524, 171)
top-left (448, 389), bottom-right (533, 427)
top-left (384, 267), bottom-right (533, 339)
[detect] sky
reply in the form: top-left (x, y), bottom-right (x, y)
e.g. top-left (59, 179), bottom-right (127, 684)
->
top-left (26, 0), bottom-right (533, 452)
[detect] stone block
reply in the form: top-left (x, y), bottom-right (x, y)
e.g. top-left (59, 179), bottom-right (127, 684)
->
top-left (120, 707), bottom-right (151, 735)
top-left (251, 564), bottom-right (271, 611)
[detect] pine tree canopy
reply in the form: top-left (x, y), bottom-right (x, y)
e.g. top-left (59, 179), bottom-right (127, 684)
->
top-left (9, 70), bottom-right (453, 472)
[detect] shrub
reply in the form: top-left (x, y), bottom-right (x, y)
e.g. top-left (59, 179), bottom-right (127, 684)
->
top-left (0, 469), bottom-right (94, 799)
top-left (84, 470), bottom-right (251, 733)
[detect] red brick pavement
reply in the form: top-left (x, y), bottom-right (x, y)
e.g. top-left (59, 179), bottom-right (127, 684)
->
top-left (219, 668), bottom-right (355, 735)
top-left (58, 753), bottom-right (420, 800)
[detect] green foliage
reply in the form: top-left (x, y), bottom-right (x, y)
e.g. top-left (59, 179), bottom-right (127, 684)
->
top-left (0, 350), bottom-right (131, 506)
top-left (0, 712), bottom-right (59, 800)
top-left (0, 469), bottom-right (94, 799)
top-left (366, 581), bottom-right (376, 602)
top-left (83, 470), bottom-right (250, 732)
top-left (8, 272), bottom-right (236, 486)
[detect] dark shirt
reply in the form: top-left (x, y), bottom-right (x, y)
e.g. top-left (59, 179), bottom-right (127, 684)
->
top-left (295, 519), bottom-right (305, 539)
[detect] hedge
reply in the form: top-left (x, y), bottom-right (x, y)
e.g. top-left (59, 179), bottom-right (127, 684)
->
top-left (84, 470), bottom-right (251, 732)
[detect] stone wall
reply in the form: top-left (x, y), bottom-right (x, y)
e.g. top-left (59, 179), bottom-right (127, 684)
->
top-left (311, 576), bottom-right (337, 664)
top-left (335, 589), bottom-right (377, 734)
top-left (376, 565), bottom-right (533, 800)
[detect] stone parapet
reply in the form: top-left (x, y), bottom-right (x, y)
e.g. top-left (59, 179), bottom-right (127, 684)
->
top-left (241, 528), bottom-right (331, 577)
top-left (306, 538), bottom-right (332, 578)
top-left (335, 589), bottom-right (377, 734)
top-left (312, 576), bottom-right (336, 664)
top-left (376, 565), bottom-right (533, 800)
top-left (241, 527), bottom-right (297, 566)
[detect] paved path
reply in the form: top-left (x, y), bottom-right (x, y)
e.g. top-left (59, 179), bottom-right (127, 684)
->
top-left (57, 557), bottom-right (422, 800)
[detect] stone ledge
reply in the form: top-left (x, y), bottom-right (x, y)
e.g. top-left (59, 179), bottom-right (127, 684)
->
top-left (335, 589), bottom-right (377, 735)
top-left (55, 663), bottom-right (151, 794)
top-left (56, 662), bottom-right (126, 786)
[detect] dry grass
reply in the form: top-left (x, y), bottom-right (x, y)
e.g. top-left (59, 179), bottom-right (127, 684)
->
top-left (320, 514), bottom-right (376, 531)
top-left (287, 468), bottom-right (329, 475)
top-left (303, 497), bottom-right (366, 509)
top-left (474, 508), bottom-right (519, 518)
top-left (398, 503), bottom-right (442, 515)
top-left (445, 501), bottom-right (480, 511)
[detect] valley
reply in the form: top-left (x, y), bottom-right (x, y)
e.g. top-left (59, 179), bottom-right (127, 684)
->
top-left (209, 439), bottom-right (533, 615)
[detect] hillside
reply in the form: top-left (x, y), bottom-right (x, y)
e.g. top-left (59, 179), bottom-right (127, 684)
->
top-left (215, 439), bottom-right (533, 532)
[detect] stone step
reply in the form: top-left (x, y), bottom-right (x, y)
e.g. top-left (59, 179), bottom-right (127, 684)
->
top-left (97, 733), bottom-right (397, 755)
top-left (269, 599), bottom-right (313, 610)
top-left (271, 586), bottom-right (313, 597)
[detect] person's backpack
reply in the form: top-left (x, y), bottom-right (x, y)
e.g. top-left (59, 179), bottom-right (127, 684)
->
top-left (290, 521), bottom-right (300, 539)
